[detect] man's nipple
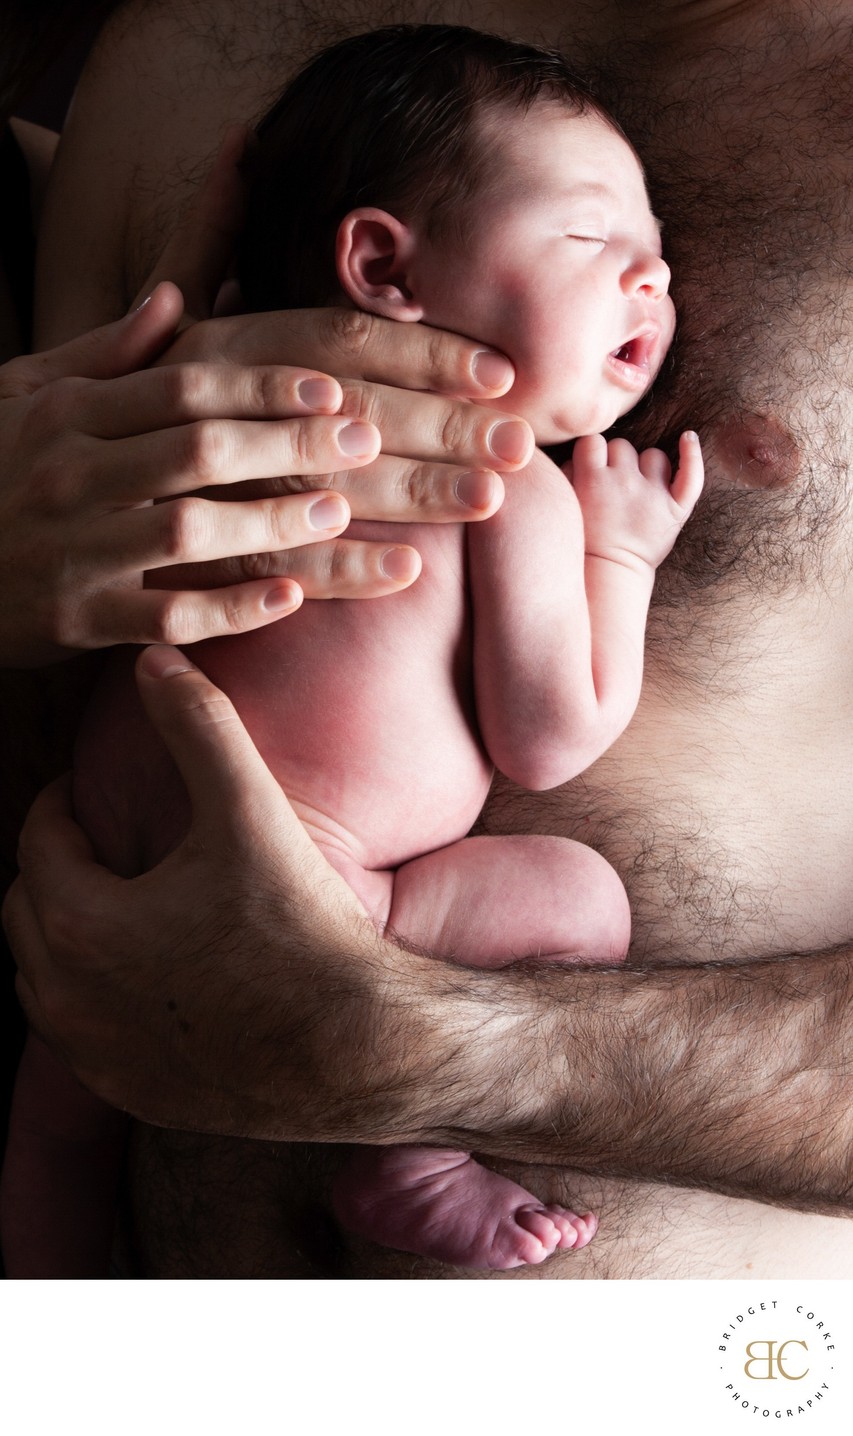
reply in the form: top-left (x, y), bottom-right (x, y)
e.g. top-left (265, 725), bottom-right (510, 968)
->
top-left (710, 411), bottom-right (801, 490)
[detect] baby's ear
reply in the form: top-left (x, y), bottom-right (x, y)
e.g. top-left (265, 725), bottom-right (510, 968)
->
top-left (336, 208), bottom-right (424, 321)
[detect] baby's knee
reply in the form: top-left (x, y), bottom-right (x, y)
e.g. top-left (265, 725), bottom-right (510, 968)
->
top-left (535, 836), bottom-right (630, 964)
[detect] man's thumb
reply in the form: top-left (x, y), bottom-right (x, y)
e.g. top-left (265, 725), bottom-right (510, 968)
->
top-left (134, 645), bottom-right (295, 844)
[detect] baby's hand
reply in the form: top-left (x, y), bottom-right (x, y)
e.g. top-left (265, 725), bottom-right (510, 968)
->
top-left (566, 431), bottom-right (704, 573)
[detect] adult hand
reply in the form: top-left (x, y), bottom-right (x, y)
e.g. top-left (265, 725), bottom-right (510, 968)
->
top-left (5, 645), bottom-right (449, 1140)
top-left (0, 284), bottom-right (425, 665)
top-left (155, 306), bottom-right (533, 597)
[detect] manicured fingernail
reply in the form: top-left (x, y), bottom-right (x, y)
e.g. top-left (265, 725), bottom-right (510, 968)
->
top-left (488, 419), bottom-right (530, 464)
top-left (455, 470), bottom-right (497, 510)
top-left (472, 349), bottom-right (513, 391)
top-left (380, 547), bottom-right (420, 583)
top-left (140, 644), bottom-right (196, 678)
top-left (263, 581), bottom-right (301, 612)
top-left (337, 422), bottom-right (377, 457)
top-left (298, 377), bottom-right (340, 410)
top-left (308, 495), bottom-right (349, 530)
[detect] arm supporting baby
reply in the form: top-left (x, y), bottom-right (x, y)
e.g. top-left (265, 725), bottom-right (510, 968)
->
top-left (469, 432), bottom-right (704, 789)
top-left (9, 647), bottom-right (853, 1215)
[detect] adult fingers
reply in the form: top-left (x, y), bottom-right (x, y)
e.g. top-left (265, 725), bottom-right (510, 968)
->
top-left (320, 454), bottom-right (505, 522)
top-left (133, 647), bottom-right (319, 851)
top-left (171, 307), bottom-right (516, 399)
top-left (81, 577), bottom-right (305, 648)
top-left (337, 380), bottom-right (533, 469)
top-left (78, 363), bottom-right (344, 440)
top-left (2, 283), bottom-right (185, 398)
top-left (89, 488), bottom-right (357, 570)
top-left (161, 536), bottom-right (422, 601)
top-left (7, 777), bottom-right (125, 978)
top-left (88, 414), bottom-right (379, 504)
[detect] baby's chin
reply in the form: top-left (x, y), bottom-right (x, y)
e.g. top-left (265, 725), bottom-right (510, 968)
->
top-left (531, 399), bottom-right (636, 447)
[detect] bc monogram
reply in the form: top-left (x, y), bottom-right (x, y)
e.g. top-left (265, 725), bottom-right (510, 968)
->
top-left (743, 1341), bottom-right (809, 1382)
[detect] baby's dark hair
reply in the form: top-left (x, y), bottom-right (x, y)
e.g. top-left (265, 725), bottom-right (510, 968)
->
top-left (239, 23), bottom-right (623, 311)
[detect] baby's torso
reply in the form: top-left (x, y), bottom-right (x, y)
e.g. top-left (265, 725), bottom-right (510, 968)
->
top-left (77, 519), bottom-right (492, 876)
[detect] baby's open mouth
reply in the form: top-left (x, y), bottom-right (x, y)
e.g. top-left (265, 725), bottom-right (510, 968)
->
top-left (607, 328), bottom-right (660, 388)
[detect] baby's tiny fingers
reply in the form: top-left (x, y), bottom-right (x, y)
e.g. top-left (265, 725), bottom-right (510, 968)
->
top-left (638, 447), bottom-right (672, 485)
top-left (570, 433), bottom-right (609, 472)
top-left (671, 430), bottom-right (705, 509)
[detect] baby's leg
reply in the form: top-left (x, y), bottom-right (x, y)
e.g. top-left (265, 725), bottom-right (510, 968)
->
top-left (0, 1034), bottom-right (126, 1277)
top-left (333, 834), bottom-right (629, 1270)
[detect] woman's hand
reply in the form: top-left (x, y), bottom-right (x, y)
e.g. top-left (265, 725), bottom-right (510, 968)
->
top-left (0, 285), bottom-right (424, 664)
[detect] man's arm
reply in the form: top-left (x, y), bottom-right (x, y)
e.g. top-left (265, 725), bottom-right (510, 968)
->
top-left (8, 648), bottom-right (852, 1215)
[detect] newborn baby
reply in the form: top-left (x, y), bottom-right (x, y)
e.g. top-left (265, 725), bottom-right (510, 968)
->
top-left (4, 25), bottom-right (703, 1276)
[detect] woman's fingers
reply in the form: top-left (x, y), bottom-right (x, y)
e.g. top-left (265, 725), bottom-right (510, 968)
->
top-left (86, 415), bottom-right (379, 503)
top-left (336, 380), bottom-right (533, 469)
top-left (87, 487), bottom-right (357, 570)
top-left (156, 536), bottom-right (423, 602)
top-left (84, 577), bottom-right (305, 647)
top-left (327, 453), bottom-right (505, 522)
top-left (77, 362), bottom-right (344, 439)
top-left (168, 308), bottom-right (516, 400)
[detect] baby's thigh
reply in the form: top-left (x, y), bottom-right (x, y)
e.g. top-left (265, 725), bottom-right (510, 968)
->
top-left (388, 834), bottom-right (630, 967)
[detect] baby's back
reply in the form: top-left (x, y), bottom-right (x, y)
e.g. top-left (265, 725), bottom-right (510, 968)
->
top-left (75, 520), bottom-right (492, 878)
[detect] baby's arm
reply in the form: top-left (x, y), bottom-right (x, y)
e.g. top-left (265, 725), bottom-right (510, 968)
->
top-left (467, 432), bottom-right (703, 789)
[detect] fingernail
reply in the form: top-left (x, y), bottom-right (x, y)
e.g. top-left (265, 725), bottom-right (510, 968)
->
top-left (487, 419), bottom-right (530, 465)
top-left (380, 547), bottom-right (420, 583)
top-left (338, 422), bottom-right (377, 457)
top-left (133, 292), bottom-right (152, 313)
top-left (455, 470), bottom-right (497, 510)
top-left (308, 495), bottom-right (349, 530)
top-left (263, 581), bottom-right (301, 612)
top-left (298, 377), bottom-right (340, 411)
top-left (684, 430), bottom-right (699, 442)
top-left (472, 349), bottom-right (513, 391)
top-left (140, 644), bottom-right (196, 678)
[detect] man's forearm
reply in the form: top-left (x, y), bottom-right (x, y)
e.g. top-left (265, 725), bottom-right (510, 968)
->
top-left (345, 943), bottom-right (853, 1213)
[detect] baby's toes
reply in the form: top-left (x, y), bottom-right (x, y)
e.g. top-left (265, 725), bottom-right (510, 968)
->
top-left (515, 1205), bottom-right (567, 1256)
top-left (569, 1211), bottom-right (599, 1250)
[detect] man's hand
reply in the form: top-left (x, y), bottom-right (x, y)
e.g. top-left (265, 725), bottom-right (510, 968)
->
top-left (5, 645), bottom-right (444, 1139)
top-left (6, 644), bottom-right (853, 1209)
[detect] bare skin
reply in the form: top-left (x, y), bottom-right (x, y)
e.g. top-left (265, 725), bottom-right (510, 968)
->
top-left (12, 0), bottom-right (853, 1277)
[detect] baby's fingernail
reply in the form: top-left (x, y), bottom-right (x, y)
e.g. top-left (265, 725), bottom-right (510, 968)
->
top-left (472, 349), bottom-right (513, 391)
top-left (380, 547), bottom-right (420, 584)
top-left (455, 470), bottom-right (497, 510)
top-left (308, 495), bottom-right (349, 530)
top-left (338, 422), bottom-right (377, 457)
top-left (139, 644), bottom-right (196, 678)
top-left (263, 581), bottom-right (302, 612)
top-left (683, 430), bottom-right (699, 442)
top-left (298, 377), bottom-right (340, 410)
top-left (488, 419), bottom-right (530, 465)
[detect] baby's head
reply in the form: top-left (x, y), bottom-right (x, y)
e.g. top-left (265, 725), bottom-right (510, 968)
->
top-left (240, 25), bottom-right (674, 443)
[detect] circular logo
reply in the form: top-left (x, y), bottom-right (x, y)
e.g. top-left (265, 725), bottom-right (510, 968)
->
top-left (717, 1297), bottom-right (838, 1421)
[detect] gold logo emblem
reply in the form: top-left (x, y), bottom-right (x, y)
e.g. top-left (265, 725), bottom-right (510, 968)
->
top-left (744, 1340), bottom-right (809, 1381)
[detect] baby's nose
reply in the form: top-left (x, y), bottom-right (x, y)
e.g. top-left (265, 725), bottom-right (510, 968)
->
top-left (625, 251), bottom-right (671, 301)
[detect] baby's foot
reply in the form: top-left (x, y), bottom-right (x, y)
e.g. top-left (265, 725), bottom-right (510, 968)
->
top-left (332, 1145), bottom-right (597, 1270)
